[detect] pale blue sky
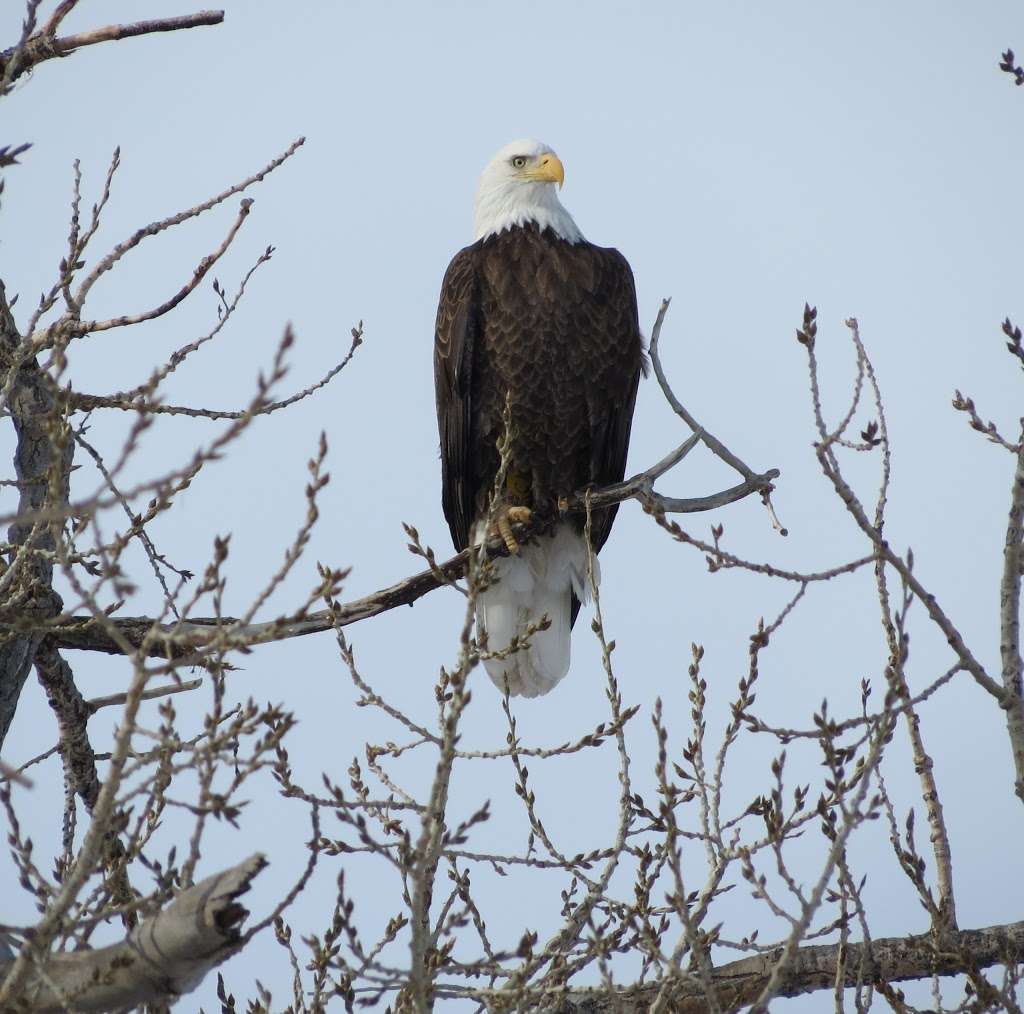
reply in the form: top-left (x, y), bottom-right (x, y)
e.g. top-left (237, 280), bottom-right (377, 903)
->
top-left (3, 1), bottom-right (1023, 1009)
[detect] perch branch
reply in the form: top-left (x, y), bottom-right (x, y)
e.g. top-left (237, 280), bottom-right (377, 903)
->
top-left (44, 450), bottom-right (777, 660)
top-left (561, 431), bottom-right (778, 517)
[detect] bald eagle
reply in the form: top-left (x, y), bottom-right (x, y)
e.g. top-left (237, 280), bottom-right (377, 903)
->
top-left (434, 139), bottom-right (643, 697)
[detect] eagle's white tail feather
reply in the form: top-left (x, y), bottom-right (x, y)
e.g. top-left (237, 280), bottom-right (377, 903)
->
top-left (477, 523), bottom-right (598, 697)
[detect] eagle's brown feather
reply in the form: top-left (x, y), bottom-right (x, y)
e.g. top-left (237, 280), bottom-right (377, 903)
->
top-left (434, 223), bottom-right (643, 626)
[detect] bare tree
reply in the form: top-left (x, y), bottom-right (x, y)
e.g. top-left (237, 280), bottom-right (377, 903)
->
top-left (0, 4), bottom-right (1022, 1011)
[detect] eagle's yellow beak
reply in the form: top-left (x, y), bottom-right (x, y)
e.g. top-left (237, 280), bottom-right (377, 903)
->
top-left (528, 153), bottom-right (565, 189)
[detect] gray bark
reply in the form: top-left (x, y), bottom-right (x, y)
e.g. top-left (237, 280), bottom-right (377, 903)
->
top-left (0, 853), bottom-right (266, 1012)
top-left (0, 284), bottom-right (72, 746)
top-left (560, 920), bottom-right (1024, 1013)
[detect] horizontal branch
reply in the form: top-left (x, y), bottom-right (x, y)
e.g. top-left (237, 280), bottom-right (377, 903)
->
top-left (0, 10), bottom-right (224, 86)
top-left (560, 919), bottom-right (1024, 1013)
top-left (87, 677), bottom-right (201, 712)
top-left (44, 459), bottom-right (777, 660)
top-left (563, 432), bottom-right (773, 515)
top-left (0, 853), bottom-right (264, 1012)
top-left (576, 467), bottom-right (780, 517)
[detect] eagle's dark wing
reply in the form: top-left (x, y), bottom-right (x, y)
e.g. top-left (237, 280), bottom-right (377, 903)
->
top-left (583, 246), bottom-right (644, 559)
top-left (434, 244), bottom-right (480, 552)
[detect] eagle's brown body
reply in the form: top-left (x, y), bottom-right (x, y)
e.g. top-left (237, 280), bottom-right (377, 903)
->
top-left (434, 223), bottom-right (644, 571)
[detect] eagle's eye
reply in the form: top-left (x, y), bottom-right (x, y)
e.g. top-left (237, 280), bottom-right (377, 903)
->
top-left (511, 156), bottom-right (528, 169)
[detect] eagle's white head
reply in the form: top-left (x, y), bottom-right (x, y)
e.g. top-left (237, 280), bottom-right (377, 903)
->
top-left (473, 138), bottom-right (583, 244)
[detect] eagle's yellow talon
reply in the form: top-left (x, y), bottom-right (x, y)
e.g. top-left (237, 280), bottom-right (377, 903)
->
top-left (496, 513), bottom-right (520, 554)
top-left (492, 506), bottom-right (531, 554)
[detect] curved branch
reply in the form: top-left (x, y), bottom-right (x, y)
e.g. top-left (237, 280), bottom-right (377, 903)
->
top-left (649, 298), bottom-right (764, 482)
top-left (647, 298), bottom-right (786, 533)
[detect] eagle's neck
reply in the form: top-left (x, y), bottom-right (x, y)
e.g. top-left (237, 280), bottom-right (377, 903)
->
top-left (473, 179), bottom-right (583, 244)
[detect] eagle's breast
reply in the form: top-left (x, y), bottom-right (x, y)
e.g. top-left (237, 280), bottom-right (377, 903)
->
top-left (469, 224), bottom-right (640, 519)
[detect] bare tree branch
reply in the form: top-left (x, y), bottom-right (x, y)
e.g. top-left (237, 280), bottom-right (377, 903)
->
top-left (0, 757), bottom-right (31, 787)
top-left (34, 640), bottom-right (99, 810)
top-left (43, 452), bottom-right (777, 660)
top-left (69, 322), bottom-right (364, 421)
top-left (557, 920), bottom-right (1024, 1013)
top-left (803, 320), bottom-right (1004, 702)
top-left (86, 677), bottom-right (201, 713)
top-left (0, 10), bottom-right (224, 87)
top-left (4, 4), bottom-right (1022, 1007)
top-left (649, 298), bottom-right (767, 483)
top-left (0, 854), bottom-right (265, 1013)
top-left (1000, 426), bottom-right (1024, 803)
top-left (63, 195), bottom-right (253, 338)
top-left (0, 281), bottom-right (71, 746)
top-left (0, 142), bottom-right (31, 168)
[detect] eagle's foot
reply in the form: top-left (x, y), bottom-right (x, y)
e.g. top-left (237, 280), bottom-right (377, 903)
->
top-left (494, 506), bottom-right (532, 554)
